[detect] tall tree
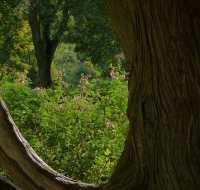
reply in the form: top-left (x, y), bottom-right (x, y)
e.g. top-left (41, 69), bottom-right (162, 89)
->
top-left (0, 0), bottom-right (200, 190)
top-left (28, 0), bottom-right (70, 87)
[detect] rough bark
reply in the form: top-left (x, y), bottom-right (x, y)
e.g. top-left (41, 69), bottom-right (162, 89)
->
top-left (105, 0), bottom-right (200, 190)
top-left (0, 99), bottom-right (99, 190)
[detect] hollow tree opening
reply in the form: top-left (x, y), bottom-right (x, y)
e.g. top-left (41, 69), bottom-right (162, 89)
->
top-left (0, 0), bottom-right (200, 190)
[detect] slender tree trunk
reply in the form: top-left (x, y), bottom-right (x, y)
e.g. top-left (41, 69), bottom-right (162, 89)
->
top-left (37, 54), bottom-right (53, 88)
top-left (105, 0), bottom-right (200, 189)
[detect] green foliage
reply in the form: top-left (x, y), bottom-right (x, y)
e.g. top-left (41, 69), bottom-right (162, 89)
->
top-left (64, 0), bottom-right (121, 74)
top-left (0, 0), bottom-right (128, 183)
top-left (0, 1), bottom-right (34, 82)
top-left (0, 0), bottom-right (122, 85)
top-left (0, 0), bottom-right (29, 66)
top-left (54, 44), bottom-right (85, 85)
top-left (0, 82), bottom-right (41, 139)
top-left (0, 78), bottom-right (128, 183)
top-left (53, 43), bottom-right (100, 86)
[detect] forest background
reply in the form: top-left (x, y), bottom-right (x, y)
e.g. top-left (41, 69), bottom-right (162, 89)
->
top-left (0, 0), bottom-right (128, 184)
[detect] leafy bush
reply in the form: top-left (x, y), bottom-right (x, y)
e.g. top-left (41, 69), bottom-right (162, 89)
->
top-left (0, 79), bottom-right (128, 183)
top-left (53, 43), bottom-right (97, 86)
top-left (0, 82), bottom-right (41, 139)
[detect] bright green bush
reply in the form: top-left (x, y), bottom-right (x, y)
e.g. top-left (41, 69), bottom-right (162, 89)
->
top-left (0, 82), bottom-right (41, 139)
top-left (0, 79), bottom-right (128, 183)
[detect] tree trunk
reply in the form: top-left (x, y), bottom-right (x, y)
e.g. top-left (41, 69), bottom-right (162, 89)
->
top-left (28, 0), bottom-right (56, 88)
top-left (29, 23), bottom-right (54, 88)
top-left (105, 0), bottom-right (200, 189)
top-left (37, 55), bottom-right (52, 88)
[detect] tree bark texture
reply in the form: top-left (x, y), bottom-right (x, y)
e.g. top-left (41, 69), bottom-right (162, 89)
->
top-left (0, 99), bottom-right (98, 190)
top-left (105, 0), bottom-right (200, 190)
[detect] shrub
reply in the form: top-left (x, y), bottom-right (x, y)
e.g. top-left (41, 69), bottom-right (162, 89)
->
top-left (0, 79), bottom-right (128, 183)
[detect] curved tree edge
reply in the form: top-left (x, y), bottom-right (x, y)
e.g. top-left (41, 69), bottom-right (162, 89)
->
top-left (0, 99), bottom-right (99, 190)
